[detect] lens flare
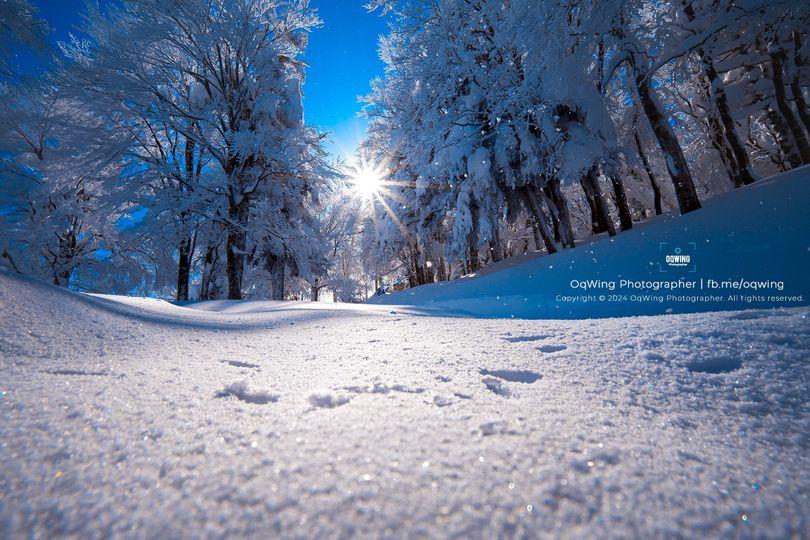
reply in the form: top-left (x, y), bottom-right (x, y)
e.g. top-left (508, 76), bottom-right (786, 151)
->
top-left (348, 161), bottom-right (385, 198)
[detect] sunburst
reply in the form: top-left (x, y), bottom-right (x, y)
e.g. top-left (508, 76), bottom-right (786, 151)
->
top-left (344, 157), bottom-right (415, 240)
top-left (347, 159), bottom-right (386, 198)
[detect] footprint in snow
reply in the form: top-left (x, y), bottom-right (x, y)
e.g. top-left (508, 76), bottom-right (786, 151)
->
top-left (479, 420), bottom-right (517, 436)
top-left (503, 334), bottom-right (551, 343)
top-left (480, 369), bottom-right (541, 397)
top-left (644, 352), bottom-right (667, 363)
top-left (216, 381), bottom-right (278, 404)
top-left (223, 360), bottom-right (261, 369)
top-left (309, 392), bottom-right (351, 408)
top-left (687, 357), bottom-right (742, 374)
top-left (763, 333), bottom-right (799, 346)
top-left (481, 376), bottom-right (512, 397)
top-left (479, 369), bottom-right (541, 383)
top-left (536, 344), bottom-right (567, 353)
top-left (342, 382), bottom-right (425, 395)
top-left (45, 369), bottom-right (109, 377)
top-left (433, 394), bottom-right (455, 407)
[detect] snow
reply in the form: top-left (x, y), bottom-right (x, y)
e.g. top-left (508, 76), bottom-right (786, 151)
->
top-left (1, 269), bottom-right (809, 537)
top-left (217, 381), bottom-right (280, 405)
top-left (370, 166), bottom-right (810, 318)
top-left (308, 392), bottom-right (352, 409)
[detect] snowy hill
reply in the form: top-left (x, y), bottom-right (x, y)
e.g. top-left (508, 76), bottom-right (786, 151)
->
top-left (370, 167), bottom-right (810, 318)
top-left (1, 269), bottom-right (810, 537)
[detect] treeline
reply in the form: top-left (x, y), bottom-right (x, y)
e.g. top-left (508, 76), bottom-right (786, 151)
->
top-left (2, 0), bottom-right (808, 300)
top-left (0, 0), bottom-right (350, 301)
top-left (360, 0), bottom-right (809, 287)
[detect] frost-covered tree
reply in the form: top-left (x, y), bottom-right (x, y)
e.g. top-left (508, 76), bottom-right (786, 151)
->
top-left (364, 0), bottom-right (625, 275)
top-left (67, 0), bottom-right (331, 300)
top-left (0, 89), bottom-right (129, 287)
top-left (300, 184), bottom-right (368, 301)
top-left (2, 0), bottom-right (806, 298)
top-left (363, 0), bottom-right (808, 287)
top-left (0, 0), bottom-right (51, 84)
top-left (713, 1), bottom-right (810, 168)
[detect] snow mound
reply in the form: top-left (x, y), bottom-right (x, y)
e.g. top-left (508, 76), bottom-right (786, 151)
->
top-left (370, 167), bottom-right (810, 318)
top-left (216, 381), bottom-right (279, 404)
top-left (308, 392), bottom-right (351, 408)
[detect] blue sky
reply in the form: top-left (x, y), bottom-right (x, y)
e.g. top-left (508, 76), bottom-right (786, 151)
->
top-left (304, 2), bottom-right (388, 161)
top-left (31, 0), bottom-right (388, 162)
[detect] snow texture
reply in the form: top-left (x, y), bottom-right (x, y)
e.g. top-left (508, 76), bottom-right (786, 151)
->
top-left (0, 269), bottom-right (808, 537)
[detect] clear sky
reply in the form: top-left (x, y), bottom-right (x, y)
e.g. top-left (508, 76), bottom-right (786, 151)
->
top-left (30, 0), bottom-right (389, 162)
top-left (303, 2), bottom-right (388, 161)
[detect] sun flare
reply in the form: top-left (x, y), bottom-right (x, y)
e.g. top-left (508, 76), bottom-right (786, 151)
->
top-left (348, 161), bottom-right (385, 198)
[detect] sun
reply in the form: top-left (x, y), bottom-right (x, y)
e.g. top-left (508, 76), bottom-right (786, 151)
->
top-left (347, 160), bottom-right (385, 198)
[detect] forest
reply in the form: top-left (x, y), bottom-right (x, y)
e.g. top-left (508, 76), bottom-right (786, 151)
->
top-left (1, 0), bottom-right (808, 302)
top-left (2, 2), bottom-right (810, 536)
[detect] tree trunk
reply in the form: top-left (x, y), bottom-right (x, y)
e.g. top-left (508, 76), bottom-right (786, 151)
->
top-left (1, 249), bottom-right (20, 273)
top-left (529, 218), bottom-right (544, 252)
top-left (633, 130), bottom-right (663, 215)
top-left (176, 236), bottom-right (192, 301)
top-left (582, 168), bottom-right (616, 236)
top-left (705, 109), bottom-right (743, 187)
top-left (792, 31), bottom-right (810, 135)
top-left (761, 122), bottom-right (790, 172)
top-left (705, 65), bottom-right (756, 185)
top-left (437, 256), bottom-right (448, 282)
top-left (53, 266), bottom-right (71, 287)
top-left (790, 74), bottom-right (810, 136)
top-left (467, 199), bottom-right (481, 273)
top-left (520, 186), bottom-right (558, 254)
top-left (767, 107), bottom-right (803, 168)
top-left (415, 259), bottom-right (427, 285)
top-left (680, 0), bottom-right (756, 186)
top-left (226, 227), bottom-right (245, 300)
top-left (490, 226), bottom-right (505, 263)
top-left (770, 49), bottom-right (810, 164)
top-left (545, 191), bottom-right (562, 244)
top-left (225, 196), bottom-right (248, 300)
top-left (52, 227), bottom-right (78, 287)
top-left (199, 241), bottom-right (220, 300)
top-left (609, 176), bottom-right (633, 231)
top-left (424, 260), bottom-right (436, 284)
top-left (176, 128), bottom-right (197, 302)
top-left (545, 177), bottom-right (575, 247)
top-left (311, 280), bottom-right (319, 301)
top-left (634, 73), bottom-right (702, 213)
top-left (579, 177), bottom-right (606, 235)
top-left (267, 255), bottom-right (285, 301)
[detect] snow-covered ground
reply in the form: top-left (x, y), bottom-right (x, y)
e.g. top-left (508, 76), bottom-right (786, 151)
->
top-left (1, 270), bottom-right (808, 537)
top-left (370, 166), bottom-right (810, 319)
